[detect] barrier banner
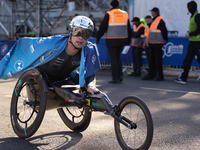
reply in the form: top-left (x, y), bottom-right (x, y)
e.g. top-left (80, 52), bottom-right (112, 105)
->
top-left (91, 37), bottom-right (200, 67)
top-left (161, 37), bottom-right (200, 66)
top-left (89, 38), bottom-right (133, 63)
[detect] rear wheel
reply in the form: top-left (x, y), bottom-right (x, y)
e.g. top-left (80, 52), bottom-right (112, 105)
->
top-left (114, 96), bottom-right (153, 150)
top-left (10, 70), bottom-right (47, 139)
top-left (57, 106), bottom-right (91, 132)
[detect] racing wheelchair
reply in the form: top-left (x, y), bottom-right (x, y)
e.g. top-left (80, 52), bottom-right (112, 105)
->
top-left (10, 68), bottom-right (153, 150)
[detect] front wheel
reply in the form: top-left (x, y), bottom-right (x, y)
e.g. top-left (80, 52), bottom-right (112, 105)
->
top-left (10, 69), bottom-right (47, 139)
top-left (114, 96), bottom-right (153, 150)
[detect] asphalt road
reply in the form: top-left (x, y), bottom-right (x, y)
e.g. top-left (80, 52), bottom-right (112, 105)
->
top-left (1, 70), bottom-right (200, 150)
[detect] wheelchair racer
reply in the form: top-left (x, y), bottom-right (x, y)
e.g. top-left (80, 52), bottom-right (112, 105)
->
top-left (39, 16), bottom-right (100, 95)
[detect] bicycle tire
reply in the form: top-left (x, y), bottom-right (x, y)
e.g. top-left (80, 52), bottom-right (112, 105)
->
top-left (114, 96), bottom-right (153, 150)
top-left (10, 69), bottom-right (47, 139)
top-left (57, 106), bottom-right (91, 132)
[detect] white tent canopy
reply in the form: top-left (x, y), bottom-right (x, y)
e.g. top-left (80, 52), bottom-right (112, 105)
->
top-left (132, 0), bottom-right (199, 37)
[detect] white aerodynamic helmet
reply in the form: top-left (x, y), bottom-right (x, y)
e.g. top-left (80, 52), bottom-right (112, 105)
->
top-left (69, 16), bottom-right (94, 40)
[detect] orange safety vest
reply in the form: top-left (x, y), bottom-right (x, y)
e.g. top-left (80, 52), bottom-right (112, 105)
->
top-left (131, 23), bottom-right (145, 47)
top-left (149, 16), bottom-right (165, 44)
top-left (144, 25), bottom-right (150, 47)
top-left (106, 8), bottom-right (129, 39)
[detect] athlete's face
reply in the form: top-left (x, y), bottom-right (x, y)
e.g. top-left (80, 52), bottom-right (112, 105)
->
top-left (71, 36), bottom-right (87, 49)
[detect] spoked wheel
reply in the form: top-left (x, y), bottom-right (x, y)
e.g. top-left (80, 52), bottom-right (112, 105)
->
top-left (57, 106), bottom-right (91, 132)
top-left (114, 96), bottom-right (153, 150)
top-left (10, 70), bottom-right (47, 139)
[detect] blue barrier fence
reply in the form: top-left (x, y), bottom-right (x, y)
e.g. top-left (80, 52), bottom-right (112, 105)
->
top-left (89, 37), bottom-right (200, 67)
top-left (1, 37), bottom-right (200, 67)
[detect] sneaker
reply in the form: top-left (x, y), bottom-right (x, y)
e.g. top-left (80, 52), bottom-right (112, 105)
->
top-left (108, 79), bottom-right (121, 84)
top-left (141, 75), bottom-right (154, 80)
top-left (174, 78), bottom-right (186, 84)
top-left (128, 72), bottom-right (136, 76)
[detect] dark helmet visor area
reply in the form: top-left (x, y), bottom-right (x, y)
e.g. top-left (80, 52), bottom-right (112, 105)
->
top-left (72, 27), bottom-right (92, 40)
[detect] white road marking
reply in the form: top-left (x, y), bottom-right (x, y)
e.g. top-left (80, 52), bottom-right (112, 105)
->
top-left (4, 95), bottom-right (12, 97)
top-left (140, 87), bottom-right (200, 95)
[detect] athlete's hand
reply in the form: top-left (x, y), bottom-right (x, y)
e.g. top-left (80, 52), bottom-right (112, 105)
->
top-left (87, 84), bottom-right (99, 95)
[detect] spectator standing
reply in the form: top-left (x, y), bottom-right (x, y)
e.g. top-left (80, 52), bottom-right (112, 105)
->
top-left (140, 18), bottom-right (147, 27)
top-left (129, 17), bottom-right (145, 77)
top-left (96, 0), bottom-right (132, 83)
top-left (174, 1), bottom-right (200, 84)
top-left (143, 15), bottom-right (157, 77)
top-left (89, 14), bottom-right (97, 37)
top-left (142, 7), bottom-right (168, 81)
top-left (144, 15), bottom-right (153, 65)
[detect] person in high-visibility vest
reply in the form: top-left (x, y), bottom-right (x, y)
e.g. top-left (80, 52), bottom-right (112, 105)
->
top-left (142, 7), bottom-right (168, 81)
top-left (96, 0), bottom-right (132, 83)
top-left (144, 15), bottom-right (153, 66)
top-left (129, 16), bottom-right (145, 77)
top-left (140, 18), bottom-right (147, 27)
top-left (144, 15), bottom-right (158, 78)
top-left (174, 1), bottom-right (200, 84)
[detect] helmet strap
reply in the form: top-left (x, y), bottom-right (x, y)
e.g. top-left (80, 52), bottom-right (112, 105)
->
top-left (69, 34), bottom-right (81, 50)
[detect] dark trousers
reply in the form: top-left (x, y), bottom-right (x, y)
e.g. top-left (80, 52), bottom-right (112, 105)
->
top-left (132, 46), bottom-right (142, 75)
top-left (145, 46), bottom-right (150, 63)
top-left (148, 45), bottom-right (164, 78)
top-left (181, 41), bottom-right (200, 81)
top-left (107, 46), bottom-right (123, 80)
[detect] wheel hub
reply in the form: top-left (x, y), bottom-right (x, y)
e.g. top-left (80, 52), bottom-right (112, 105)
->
top-left (23, 100), bottom-right (27, 105)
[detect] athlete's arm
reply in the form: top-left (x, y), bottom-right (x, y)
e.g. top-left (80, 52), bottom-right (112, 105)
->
top-left (85, 74), bottom-right (99, 94)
